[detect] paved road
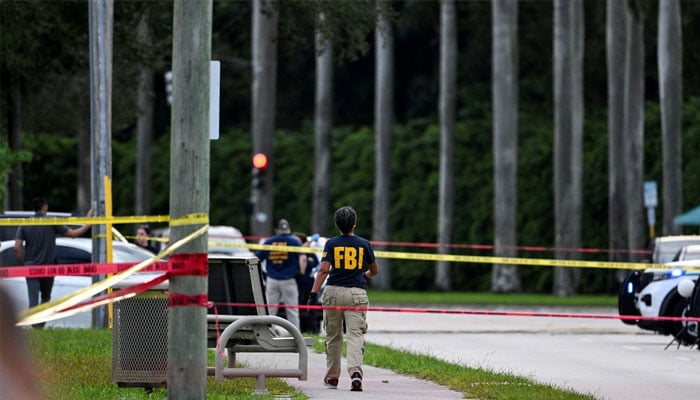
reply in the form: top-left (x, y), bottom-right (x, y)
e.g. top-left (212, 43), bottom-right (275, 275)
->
top-left (364, 305), bottom-right (699, 400)
top-left (5, 280), bottom-right (697, 400)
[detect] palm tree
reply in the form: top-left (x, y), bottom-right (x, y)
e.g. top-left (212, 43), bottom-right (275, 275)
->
top-left (624, 1), bottom-right (645, 260)
top-left (658, 0), bottom-right (683, 236)
top-left (135, 14), bottom-right (154, 215)
top-left (491, 0), bottom-right (521, 293)
top-left (436, 0), bottom-right (456, 292)
top-left (6, 81), bottom-right (22, 210)
top-left (553, 0), bottom-right (584, 296)
top-left (312, 12), bottom-right (333, 236)
top-left (373, 0), bottom-right (393, 290)
top-left (606, 0), bottom-right (627, 269)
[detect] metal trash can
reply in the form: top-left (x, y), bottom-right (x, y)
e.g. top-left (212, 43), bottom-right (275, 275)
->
top-left (112, 276), bottom-right (168, 388)
top-left (111, 256), bottom-right (261, 388)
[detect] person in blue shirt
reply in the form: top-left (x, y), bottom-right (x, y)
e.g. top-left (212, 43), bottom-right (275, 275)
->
top-left (308, 206), bottom-right (379, 392)
top-left (255, 219), bottom-right (306, 330)
top-left (295, 233), bottom-right (321, 334)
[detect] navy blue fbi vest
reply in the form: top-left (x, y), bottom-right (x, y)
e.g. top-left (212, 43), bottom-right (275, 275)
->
top-left (322, 234), bottom-right (376, 289)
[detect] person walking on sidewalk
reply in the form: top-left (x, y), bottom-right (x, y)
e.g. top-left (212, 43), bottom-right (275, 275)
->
top-left (256, 218), bottom-right (306, 330)
top-left (308, 206), bottom-right (379, 392)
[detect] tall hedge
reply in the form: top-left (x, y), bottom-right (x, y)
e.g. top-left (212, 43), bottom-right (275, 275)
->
top-left (17, 98), bottom-right (700, 292)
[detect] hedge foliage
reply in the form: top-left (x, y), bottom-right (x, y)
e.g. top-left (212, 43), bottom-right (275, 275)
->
top-left (17, 98), bottom-right (700, 293)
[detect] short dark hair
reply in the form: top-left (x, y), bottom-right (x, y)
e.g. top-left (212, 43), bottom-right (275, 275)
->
top-left (32, 197), bottom-right (47, 212)
top-left (294, 232), bottom-right (307, 243)
top-left (334, 206), bottom-right (356, 234)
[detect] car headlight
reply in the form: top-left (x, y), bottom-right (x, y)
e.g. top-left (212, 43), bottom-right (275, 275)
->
top-left (678, 278), bottom-right (696, 298)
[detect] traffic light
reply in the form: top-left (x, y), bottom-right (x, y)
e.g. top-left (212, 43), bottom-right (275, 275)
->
top-left (164, 71), bottom-right (173, 106)
top-left (252, 153), bottom-right (268, 189)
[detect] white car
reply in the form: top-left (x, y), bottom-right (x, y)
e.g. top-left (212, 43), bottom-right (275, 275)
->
top-left (154, 225), bottom-right (254, 257)
top-left (649, 235), bottom-right (700, 264)
top-left (673, 244), bottom-right (700, 262)
top-left (0, 238), bottom-right (159, 328)
top-left (619, 259), bottom-right (700, 344)
top-left (619, 235), bottom-right (700, 327)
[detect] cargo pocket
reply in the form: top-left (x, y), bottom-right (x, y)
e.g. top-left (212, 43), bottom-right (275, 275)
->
top-left (323, 292), bottom-right (336, 306)
top-left (350, 288), bottom-right (368, 306)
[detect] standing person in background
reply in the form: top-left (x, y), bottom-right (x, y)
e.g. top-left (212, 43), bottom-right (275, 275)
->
top-left (255, 219), bottom-right (306, 330)
top-left (295, 232), bottom-right (321, 334)
top-left (134, 225), bottom-right (159, 254)
top-left (14, 197), bottom-right (93, 328)
top-left (308, 206), bottom-right (379, 392)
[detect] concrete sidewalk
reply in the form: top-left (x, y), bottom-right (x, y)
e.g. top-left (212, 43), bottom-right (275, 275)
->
top-left (237, 347), bottom-right (464, 399)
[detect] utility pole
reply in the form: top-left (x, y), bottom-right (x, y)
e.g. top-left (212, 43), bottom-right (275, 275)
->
top-left (167, 1), bottom-right (212, 398)
top-left (88, 0), bottom-right (113, 328)
top-left (250, 0), bottom-right (278, 238)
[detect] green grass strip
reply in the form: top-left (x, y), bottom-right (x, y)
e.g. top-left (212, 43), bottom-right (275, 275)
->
top-left (368, 290), bottom-right (617, 307)
top-left (26, 329), bottom-right (305, 400)
top-left (364, 342), bottom-right (598, 400)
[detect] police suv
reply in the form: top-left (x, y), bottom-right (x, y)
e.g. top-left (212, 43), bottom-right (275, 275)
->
top-left (619, 236), bottom-right (700, 347)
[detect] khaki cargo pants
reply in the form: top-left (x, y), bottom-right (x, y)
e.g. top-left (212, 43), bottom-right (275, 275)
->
top-left (322, 285), bottom-right (369, 380)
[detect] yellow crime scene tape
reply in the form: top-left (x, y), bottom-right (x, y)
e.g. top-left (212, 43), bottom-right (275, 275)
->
top-left (0, 215), bottom-right (171, 226)
top-left (168, 213), bottom-right (210, 226)
top-left (6, 209), bottom-right (693, 322)
top-left (0, 213), bottom-right (208, 228)
top-left (220, 242), bottom-right (683, 271)
top-left (2, 213), bottom-right (672, 271)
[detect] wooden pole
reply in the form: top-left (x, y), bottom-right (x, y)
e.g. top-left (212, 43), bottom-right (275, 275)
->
top-left (88, 0), bottom-right (113, 328)
top-left (168, 1), bottom-right (212, 398)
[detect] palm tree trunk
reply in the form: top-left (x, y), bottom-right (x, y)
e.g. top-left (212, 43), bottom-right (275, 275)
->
top-left (553, 0), bottom-right (584, 296)
top-left (624, 2), bottom-right (645, 261)
top-left (373, 0), bottom-right (393, 291)
top-left (436, 0), bottom-right (456, 292)
top-left (135, 15), bottom-right (154, 215)
top-left (658, 0), bottom-right (683, 236)
top-left (491, 0), bottom-right (521, 293)
top-left (312, 12), bottom-right (333, 236)
top-left (7, 79), bottom-right (23, 209)
top-left (606, 0), bottom-right (628, 289)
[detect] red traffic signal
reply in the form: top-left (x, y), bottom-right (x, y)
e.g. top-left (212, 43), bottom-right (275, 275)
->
top-left (252, 153), bottom-right (268, 170)
top-left (252, 153), bottom-right (268, 189)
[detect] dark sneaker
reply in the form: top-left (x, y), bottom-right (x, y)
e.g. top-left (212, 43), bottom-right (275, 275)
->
top-left (324, 377), bottom-right (338, 389)
top-left (351, 372), bottom-right (363, 392)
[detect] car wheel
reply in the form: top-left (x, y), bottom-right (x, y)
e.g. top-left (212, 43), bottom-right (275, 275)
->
top-left (669, 299), bottom-right (697, 347)
top-left (690, 279), bottom-right (700, 318)
top-left (687, 280), bottom-right (700, 349)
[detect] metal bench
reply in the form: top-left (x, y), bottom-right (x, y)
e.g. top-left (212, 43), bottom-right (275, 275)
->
top-left (205, 256), bottom-right (311, 394)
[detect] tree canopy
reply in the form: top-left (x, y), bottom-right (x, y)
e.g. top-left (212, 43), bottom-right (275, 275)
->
top-left (3, 0), bottom-right (700, 293)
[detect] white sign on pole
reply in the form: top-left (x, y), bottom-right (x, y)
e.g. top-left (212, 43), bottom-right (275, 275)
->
top-left (643, 181), bottom-right (658, 208)
top-left (209, 60), bottom-right (221, 140)
top-left (644, 181), bottom-right (658, 232)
